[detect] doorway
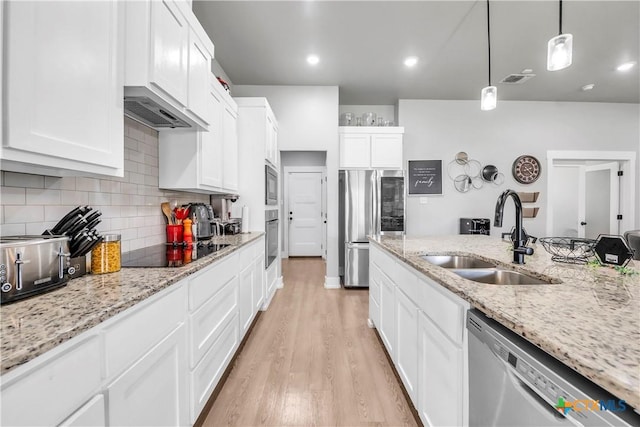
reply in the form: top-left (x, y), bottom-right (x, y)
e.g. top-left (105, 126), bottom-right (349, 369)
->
top-left (547, 151), bottom-right (636, 237)
top-left (282, 164), bottom-right (327, 259)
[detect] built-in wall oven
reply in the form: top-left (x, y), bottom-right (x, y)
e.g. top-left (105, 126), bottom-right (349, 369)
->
top-left (265, 209), bottom-right (278, 269)
top-left (265, 165), bottom-right (278, 205)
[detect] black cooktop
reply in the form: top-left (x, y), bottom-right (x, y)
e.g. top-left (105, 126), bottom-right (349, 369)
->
top-left (121, 242), bottom-right (230, 268)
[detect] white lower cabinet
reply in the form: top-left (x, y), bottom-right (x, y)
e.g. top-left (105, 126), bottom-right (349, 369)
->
top-left (0, 238), bottom-right (267, 427)
top-left (0, 335), bottom-right (101, 427)
top-left (253, 254), bottom-right (265, 313)
top-left (395, 287), bottom-right (419, 404)
top-left (190, 312), bottom-right (239, 423)
top-left (59, 394), bottom-right (106, 427)
top-left (370, 244), bottom-right (469, 426)
top-left (239, 263), bottom-right (254, 335)
top-left (418, 311), bottom-right (464, 427)
top-left (107, 324), bottom-right (189, 427)
top-left (369, 266), bottom-right (381, 328)
top-left (378, 272), bottom-right (396, 358)
top-left (189, 275), bottom-right (238, 368)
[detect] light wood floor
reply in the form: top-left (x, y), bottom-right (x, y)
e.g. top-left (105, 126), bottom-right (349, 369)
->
top-left (200, 257), bottom-right (419, 427)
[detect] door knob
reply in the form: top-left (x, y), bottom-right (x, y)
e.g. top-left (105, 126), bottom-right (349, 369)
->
top-left (580, 221), bottom-right (587, 226)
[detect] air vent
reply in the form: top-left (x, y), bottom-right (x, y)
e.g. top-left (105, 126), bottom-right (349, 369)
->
top-left (500, 73), bottom-right (536, 84)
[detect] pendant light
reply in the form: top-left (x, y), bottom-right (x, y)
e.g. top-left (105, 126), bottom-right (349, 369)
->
top-left (547, 0), bottom-right (573, 71)
top-left (481, 0), bottom-right (496, 111)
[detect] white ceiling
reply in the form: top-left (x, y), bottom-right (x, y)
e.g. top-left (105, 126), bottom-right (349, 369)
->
top-left (193, 1), bottom-right (640, 105)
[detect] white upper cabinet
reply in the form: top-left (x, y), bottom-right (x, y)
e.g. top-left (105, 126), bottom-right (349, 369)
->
top-left (124, 0), bottom-right (214, 130)
top-left (0, 0), bottom-right (124, 177)
top-left (159, 76), bottom-right (238, 194)
top-left (222, 101), bottom-right (239, 191)
top-left (339, 127), bottom-right (404, 170)
top-left (186, 28), bottom-right (211, 125)
top-left (266, 114), bottom-right (279, 167)
top-left (339, 133), bottom-right (371, 168)
top-left (150, 0), bottom-right (189, 107)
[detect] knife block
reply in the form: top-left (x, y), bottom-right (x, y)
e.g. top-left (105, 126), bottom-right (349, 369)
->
top-left (67, 256), bottom-right (88, 280)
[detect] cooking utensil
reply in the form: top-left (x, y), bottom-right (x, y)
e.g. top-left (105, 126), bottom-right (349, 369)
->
top-left (481, 165), bottom-right (498, 182)
top-left (161, 202), bottom-right (173, 225)
top-left (174, 206), bottom-right (190, 225)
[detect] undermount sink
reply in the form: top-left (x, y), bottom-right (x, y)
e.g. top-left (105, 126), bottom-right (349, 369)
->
top-left (451, 268), bottom-right (555, 285)
top-left (420, 255), bottom-right (496, 269)
top-left (421, 254), bottom-right (556, 285)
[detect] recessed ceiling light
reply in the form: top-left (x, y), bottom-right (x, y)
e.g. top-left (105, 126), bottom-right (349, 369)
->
top-left (521, 68), bottom-right (534, 74)
top-left (616, 61), bottom-right (636, 71)
top-left (581, 83), bottom-right (595, 91)
top-left (306, 55), bottom-right (319, 65)
top-left (404, 56), bottom-right (418, 67)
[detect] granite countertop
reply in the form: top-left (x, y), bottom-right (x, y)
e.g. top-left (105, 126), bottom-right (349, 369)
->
top-left (370, 234), bottom-right (640, 409)
top-left (0, 233), bottom-right (264, 375)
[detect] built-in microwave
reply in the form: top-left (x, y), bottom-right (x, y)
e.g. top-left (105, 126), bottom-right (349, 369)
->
top-left (265, 164), bottom-right (277, 205)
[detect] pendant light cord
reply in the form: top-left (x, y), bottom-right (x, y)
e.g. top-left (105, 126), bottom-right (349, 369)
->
top-left (559, 0), bottom-right (563, 35)
top-left (487, 0), bottom-right (491, 86)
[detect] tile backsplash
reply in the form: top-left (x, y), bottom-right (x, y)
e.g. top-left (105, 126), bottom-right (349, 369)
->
top-left (0, 117), bottom-right (209, 253)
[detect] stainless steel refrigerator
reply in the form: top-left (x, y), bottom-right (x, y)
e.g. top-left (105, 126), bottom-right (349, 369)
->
top-left (339, 170), bottom-right (405, 287)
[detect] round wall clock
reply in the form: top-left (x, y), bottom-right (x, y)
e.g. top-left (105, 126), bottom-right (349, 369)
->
top-left (512, 155), bottom-right (541, 184)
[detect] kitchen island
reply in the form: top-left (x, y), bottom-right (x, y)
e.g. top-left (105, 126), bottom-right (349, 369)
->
top-left (370, 234), bottom-right (640, 410)
top-left (0, 232), bottom-right (263, 374)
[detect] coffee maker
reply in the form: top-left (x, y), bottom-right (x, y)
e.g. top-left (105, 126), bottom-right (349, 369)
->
top-left (190, 203), bottom-right (216, 240)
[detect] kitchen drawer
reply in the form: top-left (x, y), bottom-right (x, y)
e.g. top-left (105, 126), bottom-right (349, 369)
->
top-left (417, 276), bottom-right (466, 346)
top-left (239, 241), bottom-right (256, 269)
top-left (189, 275), bottom-right (238, 368)
top-left (103, 285), bottom-right (186, 379)
top-left (59, 394), bottom-right (105, 427)
top-left (371, 245), bottom-right (396, 276)
top-left (189, 253), bottom-right (239, 311)
top-left (393, 261), bottom-right (420, 304)
top-left (190, 312), bottom-right (239, 423)
top-left (1, 335), bottom-right (101, 426)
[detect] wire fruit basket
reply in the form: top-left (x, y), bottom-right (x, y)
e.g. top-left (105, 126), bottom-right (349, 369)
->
top-left (538, 237), bottom-right (596, 264)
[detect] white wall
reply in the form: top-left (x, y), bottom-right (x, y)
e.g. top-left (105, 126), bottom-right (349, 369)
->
top-left (280, 151), bottom-right (327, 167)
top-left (232, 86), bottom-right (340, 282)
top-left (398, 100), bottom-right (640, 238)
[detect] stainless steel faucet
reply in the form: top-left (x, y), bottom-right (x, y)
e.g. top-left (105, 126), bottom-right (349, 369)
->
top-left (494, 189), bottom-right (534, 264)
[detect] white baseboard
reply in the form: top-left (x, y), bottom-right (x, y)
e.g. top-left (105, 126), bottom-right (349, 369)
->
top-left (261, 288), bottom-right (276, 311)
top-left (367, 318), bottom-right (375, 329)
top-left (276, 276), bottom-right (283, 289)
top-left (324, 276), bottom-right (341, 289)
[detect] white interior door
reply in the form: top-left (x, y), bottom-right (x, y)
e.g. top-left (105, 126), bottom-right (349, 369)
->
top-left (550, 165), bottom-right (582, 237)
top-left (583, 162), bottom-right (620, 239)
top-left (288, 172), bottom-right (323, 256)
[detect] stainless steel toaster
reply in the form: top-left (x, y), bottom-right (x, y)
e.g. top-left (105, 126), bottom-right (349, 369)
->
top-left (0, 235), bottom-right (71, 304)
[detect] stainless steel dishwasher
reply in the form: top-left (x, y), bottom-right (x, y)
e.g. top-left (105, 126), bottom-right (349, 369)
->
top-left (467, 309), bottom-right (640, 426)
